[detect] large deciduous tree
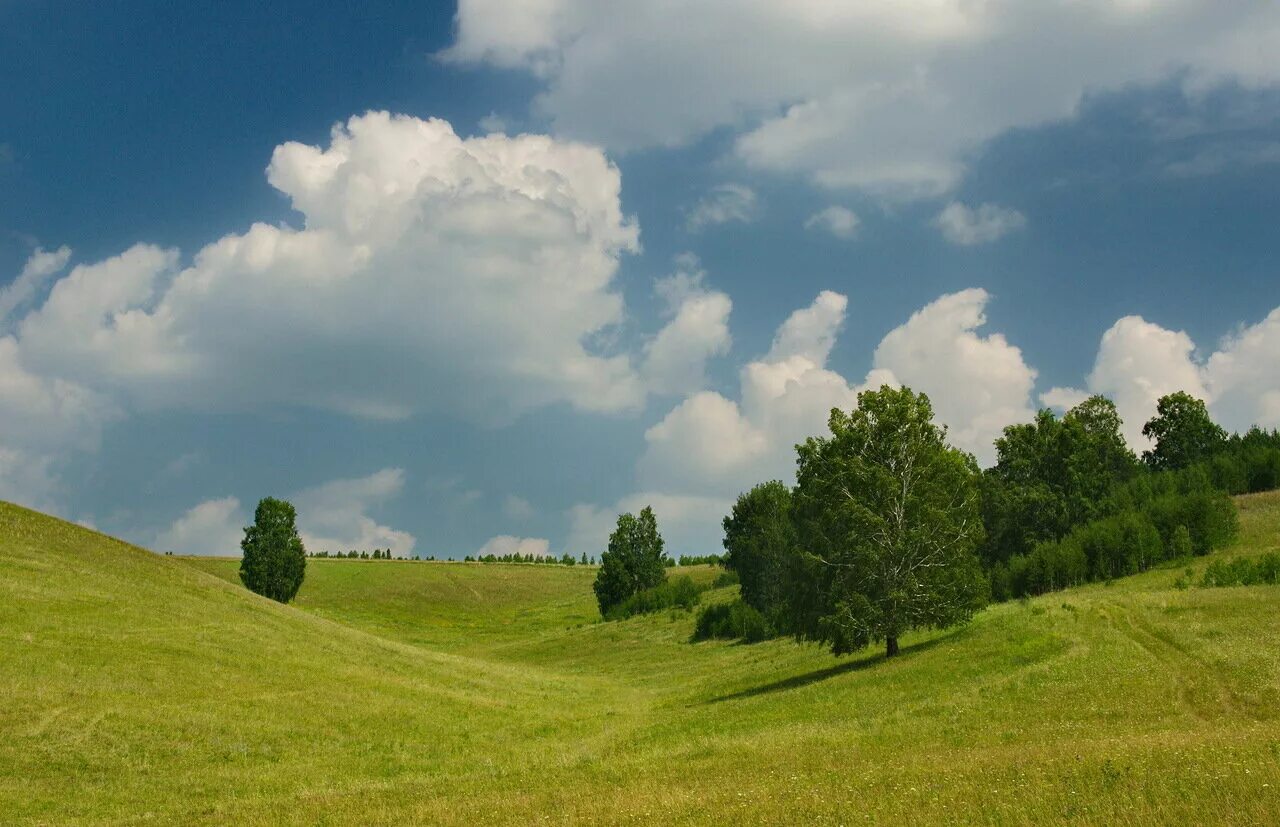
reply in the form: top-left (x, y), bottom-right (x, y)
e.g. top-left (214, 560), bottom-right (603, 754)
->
top-left (239, 497), bottom-right (307, 603)
top-left (790, 386), bottom-right (988, 657)
top-left (593, 506), bottom-right (666, 616)
top-left (1142, 391), bottom-right (1227, 471)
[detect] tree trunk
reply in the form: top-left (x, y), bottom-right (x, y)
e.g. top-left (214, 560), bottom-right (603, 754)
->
top-left (886, 636), bottom-right (899, 657)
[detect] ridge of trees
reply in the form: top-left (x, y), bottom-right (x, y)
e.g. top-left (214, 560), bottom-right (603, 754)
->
top-left (697, 387), bottom-right (1271, 657)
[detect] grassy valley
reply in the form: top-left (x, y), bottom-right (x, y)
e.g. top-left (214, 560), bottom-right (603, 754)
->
top-left (4, 493), bottom-right (1280, 824)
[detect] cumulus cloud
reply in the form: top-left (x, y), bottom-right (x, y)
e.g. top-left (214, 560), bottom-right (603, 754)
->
top-left (871, 288), bottom-right (1037, 461)
top-left (571, 286), bottom-right (1040, 555)
top-left (641, 255), bottom-right (732, 395)
top-left (13, 112), bottom-right (644, 424)
top-left (934, 202), bottom-right (1027, 246)
top-left (0, 246), bottom-right (72, 323)
top-left (476, 534), bottom-right (551, 558)
top-left (155, 496), bottom-right (244, 556)
top-left (293, 468), bottom-right (416, 556)
top-left (446, 1), bottom-right (1280, 195)
top-left (685, 183), bottom-right (759, 232)
top-left (804, 206), bottom-right (861, 239)
top-left (1045, 307), bottom-right (1280, 448)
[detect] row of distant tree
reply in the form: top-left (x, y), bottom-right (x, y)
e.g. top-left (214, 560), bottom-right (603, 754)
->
top-left (591, 387), bottom-right (1274, 659)
top-left (309, 549), bottom-right (407, 559)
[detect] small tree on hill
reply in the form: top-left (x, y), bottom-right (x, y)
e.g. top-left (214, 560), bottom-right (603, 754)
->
top-left (1142, 391), bottom-right (1227, 471)
top-left (593, 506), bottom-right (666, 616)
top-left (722, 480), bottom-right (797, 623)
top-left (790, 386), bottom-right (988, 657)
top-left (239, 497), bottom-right (307, 603)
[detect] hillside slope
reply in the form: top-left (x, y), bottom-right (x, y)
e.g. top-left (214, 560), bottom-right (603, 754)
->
top-left (5, 493), bottom-right (1280, 824)
top-left (0, 502), bottom-right (623, 824)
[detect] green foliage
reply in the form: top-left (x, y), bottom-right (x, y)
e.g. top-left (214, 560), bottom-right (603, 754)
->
top-left (1142, 391), bottom-right (1228, 471)
top-left (789, 386), bottom-right (989, 657)
top-left (721, 480), bottom-right (796, 624)
top-left (1201, 553), bottom-right (1280, 587)
top-left (692, 599), bottom-right (775, 643)
top-left (711, 569), bottom-right (740, 588)
top-left (980, 396), bottom-right (1139, 566)
top-left (1169, 524), bottom-right (1194, 559)
top-left (605, 575), bottom-right (702, 620)
top-left (993, 481), bottom-right (1238, 601)
top-left (676, 553), bottom-right (723, 566)
top-left (238, 497), bottom-right (306, 603)
top-left (593, 506), bottom-right (666, 615)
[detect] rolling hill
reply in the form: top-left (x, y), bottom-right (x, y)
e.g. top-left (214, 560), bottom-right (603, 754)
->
top-left (4, 493), bottom-right (1280, 824)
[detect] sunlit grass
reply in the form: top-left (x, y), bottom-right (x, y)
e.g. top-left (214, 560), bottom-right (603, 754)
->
top-left (5, 492), bottom-right (1280, 824)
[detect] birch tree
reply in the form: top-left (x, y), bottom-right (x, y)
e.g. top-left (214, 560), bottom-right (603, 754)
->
top-left (790, 386), bottom-right (988, 657)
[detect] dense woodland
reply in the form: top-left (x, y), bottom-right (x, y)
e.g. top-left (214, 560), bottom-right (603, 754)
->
top-left (593, 387), bottom-right (1277, 658)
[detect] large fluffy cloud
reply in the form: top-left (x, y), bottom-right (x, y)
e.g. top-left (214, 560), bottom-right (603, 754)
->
top-left (871, 288), bottom-right (1037, 461)
top-left (573, 286), bottom-right (1038, 556)
top-left (14, 112), bottom-right (645, 424)
top-left (1045, 308), bottom-right (1280, 448)
top-left (446, 0), bottom-right (1280, 195)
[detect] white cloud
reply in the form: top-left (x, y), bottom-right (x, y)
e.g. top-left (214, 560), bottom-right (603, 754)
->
top-left (804, 206), bottom-right (861, 239)
top-left (155, 496), bottom-right (243, 557)
top-left (641, 255), bottom-right (732, 395)
top-left (477, 534), bottom-right (552, 558)
top-left (1048, 307), bottom-right (1280, 448)
top-left (871, 288), bottom-right (1037, 463)
top-left (565, 492), bottom-right (732, 558)
top-left (447, 1), bottom-right (1280, 195)
top-left (685, 183), bottom-right (759, 232)
top-left (293, 468), bottom-right (416, 556)
top-left (154, 468), bottom-right (417, 558)
top-left (934, 202), bottom-right (1027, 246)
top-left (0, 246), bottom-right (71, 324)
top-left (13, 112), bottom-right (644, 424)
top-left (502, 495), bottom-right (535, 520)
top-left (575, 286), bottom-right (1039, 555)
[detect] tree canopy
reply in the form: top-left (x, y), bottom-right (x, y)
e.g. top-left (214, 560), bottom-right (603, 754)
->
top-left (1142, 391), bottom-right (1228, 471)
top-left (722, 480), bottom-right (796, 623)
top-left (789, 386), bottom-right (988, 657)
top-left (593, 506), bottom-right (666, 615)
top-left (239, 497), bottom-right (307, 603)
top-left (979, 395), bottom-right (1138, 566)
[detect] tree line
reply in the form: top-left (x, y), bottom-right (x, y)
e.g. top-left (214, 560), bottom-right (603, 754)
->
top-left (592, 386), bottom-right (1273, 659)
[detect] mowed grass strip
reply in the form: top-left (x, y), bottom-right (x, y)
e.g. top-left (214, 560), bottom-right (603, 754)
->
top-left (4, 492), bottom-right (1280, 824)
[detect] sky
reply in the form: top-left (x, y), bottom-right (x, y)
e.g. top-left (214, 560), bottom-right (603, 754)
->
top-left (2, 0), bottom-right (1279, 559)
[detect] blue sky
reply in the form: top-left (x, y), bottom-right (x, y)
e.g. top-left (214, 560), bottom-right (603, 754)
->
top-left (2, 1), bottom-right (1279, 558)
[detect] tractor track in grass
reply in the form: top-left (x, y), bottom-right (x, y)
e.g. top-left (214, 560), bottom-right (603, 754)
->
top-left (1100, 601), bottom-right (1245, 722)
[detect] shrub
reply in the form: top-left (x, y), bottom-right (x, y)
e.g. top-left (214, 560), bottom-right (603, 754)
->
top-left (1201, 553), bottom-right (1280, 587)
top-left (605, 575), bottom-right (702, 620)
top-left (711, 569), bottom-right (740, 588)
top-left (692, 599), bottom-right (774, 643)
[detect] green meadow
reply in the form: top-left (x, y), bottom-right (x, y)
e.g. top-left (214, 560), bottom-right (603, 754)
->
top-left (4, 492), bottom-right (1280, 825)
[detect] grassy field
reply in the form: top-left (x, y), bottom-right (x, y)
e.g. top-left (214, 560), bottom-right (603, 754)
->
top-left (4, 493), bottom-right (1280, 824)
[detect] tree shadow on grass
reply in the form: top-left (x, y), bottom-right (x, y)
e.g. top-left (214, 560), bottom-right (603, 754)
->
top-left (703, 631), bottom-right (959, 705)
